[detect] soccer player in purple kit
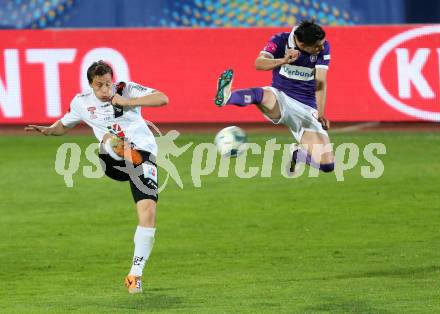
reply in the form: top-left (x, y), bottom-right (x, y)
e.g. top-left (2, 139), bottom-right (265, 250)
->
top-left (215, 20), bottom-right (335, 174)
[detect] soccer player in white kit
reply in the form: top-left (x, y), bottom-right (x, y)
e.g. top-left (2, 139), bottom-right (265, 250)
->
top-left (25, 61), bottom-right (168, 293)
top-left (215, 21), bottom-right (335, 173)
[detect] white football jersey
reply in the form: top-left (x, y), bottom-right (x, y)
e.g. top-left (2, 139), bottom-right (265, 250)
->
top-left (60, 82), bottom-right (158, 156)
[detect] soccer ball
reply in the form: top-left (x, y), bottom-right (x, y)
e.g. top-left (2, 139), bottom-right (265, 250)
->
top-left (214, 126), bottom-right (247, 157)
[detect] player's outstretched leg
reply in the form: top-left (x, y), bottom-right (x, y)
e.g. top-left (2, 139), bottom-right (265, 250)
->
top-left (214, 69), bottom-right (264, 107)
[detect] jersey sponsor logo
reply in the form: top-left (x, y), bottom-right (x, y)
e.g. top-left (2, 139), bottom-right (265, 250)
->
top-left (310, 55), bottom-right (317, 62)
top-left (279, 64), bottom-right (315, 81)
top-left (369, 25), bottom-right (440, 121)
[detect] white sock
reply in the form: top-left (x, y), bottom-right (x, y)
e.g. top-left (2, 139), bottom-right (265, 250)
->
top-left (129, 226), bottom-right (155, 277)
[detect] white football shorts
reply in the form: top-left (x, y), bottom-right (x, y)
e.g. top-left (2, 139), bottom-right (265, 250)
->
top-left (263, 86), bottom-right (329, 142)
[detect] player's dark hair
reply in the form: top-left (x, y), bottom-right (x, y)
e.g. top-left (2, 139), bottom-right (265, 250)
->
top-left (87, 60), bottom-right (113, 84)
top-left (294, 20), bottom-right (325, 46)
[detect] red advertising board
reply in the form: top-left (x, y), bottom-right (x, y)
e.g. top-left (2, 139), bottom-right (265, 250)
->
top-left (0, 25), bottom-right (439, 124)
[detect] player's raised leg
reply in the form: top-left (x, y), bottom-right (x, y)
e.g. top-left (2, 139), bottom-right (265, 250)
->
top-left (214, 69), bottom-right (281, 120)
top-left (102, 133), bottom-right (143, 166)
top-left (125, 199), bottom-right (156, 294)
top-left (215, 69), bottom-right (264, 108)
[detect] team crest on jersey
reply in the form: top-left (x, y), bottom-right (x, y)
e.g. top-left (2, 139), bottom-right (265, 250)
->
top-left (107, 123), bottom-right (125, 138)
top-left (87, 106), bottom-right (97, 119)
top-left (310, 55), bottom-right (317, 62)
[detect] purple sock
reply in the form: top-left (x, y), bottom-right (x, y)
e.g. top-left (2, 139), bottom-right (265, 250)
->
top-left (293, 149), bottom-right (334, 173)
top-left (227, 88), bottom-right (264, 107)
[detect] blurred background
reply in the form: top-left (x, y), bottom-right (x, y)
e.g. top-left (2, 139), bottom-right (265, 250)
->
top-left (0, 0), bottom-right (439, 29)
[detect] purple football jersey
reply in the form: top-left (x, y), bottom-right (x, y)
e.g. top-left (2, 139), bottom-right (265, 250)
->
top-left (261, 32), bottom-right (330, 109)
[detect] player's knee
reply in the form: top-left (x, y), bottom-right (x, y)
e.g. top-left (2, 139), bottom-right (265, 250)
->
top-left (320, 151), bottom-right (334, 164)
top-left (137, 199), bottom-right (156, 226)
top-left (260, 89), bottom-right (281, 119)
top-left (260, 88), bottom-right (273, 106)
top-left (320, 162), bottom-right (335, 173)
top-left (102, 132), bottom-right (114, 143)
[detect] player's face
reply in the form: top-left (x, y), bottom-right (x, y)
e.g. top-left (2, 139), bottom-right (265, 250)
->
top-left (90, 73), bottom-right (113, 102)
top-left (295, 38), bottom-right (326, 55)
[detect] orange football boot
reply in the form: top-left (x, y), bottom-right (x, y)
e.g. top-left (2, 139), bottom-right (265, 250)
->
top-left (124, 275), bottom-right (142, 294)
top-left (109, 136), bottom-right (143, 166)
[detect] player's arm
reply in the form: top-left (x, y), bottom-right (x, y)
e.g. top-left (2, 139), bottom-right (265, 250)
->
top-left (112, 91), bottom-right (169, 107)
top-left (255, 50), bottom-right (300, 71)
top-left (26, 96), bottom-right (82, 135)
top-left (24, 120), bottom-right (71, 136)
top-left (315, 68), bottom-right (330, 130)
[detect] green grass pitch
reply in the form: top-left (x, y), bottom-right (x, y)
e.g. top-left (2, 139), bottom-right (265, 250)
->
top-left (0, 131), bottom-right (439, 313)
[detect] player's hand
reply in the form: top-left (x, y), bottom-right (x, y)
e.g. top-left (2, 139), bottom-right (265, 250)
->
top-left (283, 49), bottom-right (301, 64)
top-left (24, 125), bottom-right (53, 135)
top-left (111, 94), bottom-right (131, 106)
top-left (318, 116), bottom-right (330, 130)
